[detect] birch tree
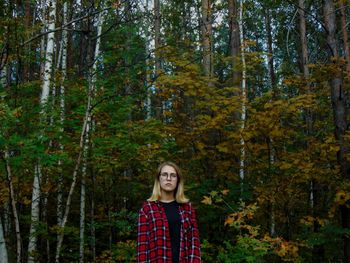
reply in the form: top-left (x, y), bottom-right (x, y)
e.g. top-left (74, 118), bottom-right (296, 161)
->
top-left (57, 0), bottom-right (69, 228)
top-left (264, 5), bottom-right (276, 91)
top-left (28, 0), bottom-right (57, 261)
top-left (0, 216), bottom-right (8, 263)
top-left (239, 0), bottom-right (246, 193)
top-left (79, 8), bottom-right (105, 259)
top-left (55, 8), bottom-right (106, 263)
top-left (154, 0), bottom-right (163, 119)
top-left (4, 151), bottom-right (21, 263)
top-left (143, 0), bottom-right (152, 120)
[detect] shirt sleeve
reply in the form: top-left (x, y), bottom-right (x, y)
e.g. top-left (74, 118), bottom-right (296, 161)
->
top-left (137, 208), bottom-right (149, 262)
top-left (189, 203), bottom-right (201, 263)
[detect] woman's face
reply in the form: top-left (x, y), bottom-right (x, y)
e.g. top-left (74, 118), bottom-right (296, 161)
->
top-left (159, 165), bottom-right (178, 194)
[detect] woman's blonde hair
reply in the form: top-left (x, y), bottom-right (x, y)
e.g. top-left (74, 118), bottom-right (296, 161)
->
top-left (147, 161), bottom-right (189, 203)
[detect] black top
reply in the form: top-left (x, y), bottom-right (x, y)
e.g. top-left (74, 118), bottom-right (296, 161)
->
top-left (161, 201), bottom-right (181, 263)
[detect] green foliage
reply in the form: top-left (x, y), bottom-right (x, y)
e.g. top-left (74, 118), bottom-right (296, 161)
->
top-left (218, 239), bottom-right (271, 263)
top-left (110, 209), bottom-right (138, 239)
top-left (1, 0), bottom-right (349, 262)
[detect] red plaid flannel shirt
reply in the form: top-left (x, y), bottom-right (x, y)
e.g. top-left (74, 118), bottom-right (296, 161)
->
top-left (137, 200), bottom-right (201, 263)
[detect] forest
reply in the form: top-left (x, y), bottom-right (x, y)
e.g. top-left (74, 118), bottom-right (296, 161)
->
top-left (1, 0), bottom-right (350, 262)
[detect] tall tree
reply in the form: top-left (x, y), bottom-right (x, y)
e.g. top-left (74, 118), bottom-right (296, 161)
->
top-left (4, 150), bottom-right (21, 263)
top-left (298, 0), bottom-right (309, 79)
top-left (264, 6), bottom-right (276, 91)
top-left (229, 0), bottom-right (240, 85)
top-left (0, 216), bottom-right (8, 263)
top-left (239, 0), bottom-right (247, 192)
top-left (339, 0), bottom-right (350, 72)
top-left (154, 0), bottom-right (163, 119)
top-left (55, 6), bottom-right (106, 262)
top-left (202, 0), bottom-right (213, 77)
top-left (57, 0), bottom-right (69, 229)
top-left (27, 0), bottom-right (57, 261)
top-left (323, 0), bottom-right (350, 262)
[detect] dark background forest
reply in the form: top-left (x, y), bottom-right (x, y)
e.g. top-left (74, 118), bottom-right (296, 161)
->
top-left (1, 0), bottom-right (350, 262)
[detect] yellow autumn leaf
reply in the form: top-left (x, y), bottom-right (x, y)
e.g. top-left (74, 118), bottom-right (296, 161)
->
top-left (335, 190), bottom-right (350, 205)
top-left (210, 191), bottom-right (218, 197)
top-left (224, 216), bottom-right (234, 226)
top-left (280, 162), bottom-right (292, 170)
top-left (201, 196), bottom-right (212, 205)
top-left (221, 189), bottom-right (229, 196)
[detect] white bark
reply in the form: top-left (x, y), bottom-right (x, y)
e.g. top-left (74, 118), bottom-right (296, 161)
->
top-left (28, 0), bottom-right (56, 261)
top-left (55, 9), bottom-right (105, 263)
top-left (269, 144), bottom-right (276, 236)
top-left (0, 66), bottom-right (7, 89)
top-left (79, 8), bottom-right (104, 262)
top-left (27, 164), bottom-right (41, 263)
top-left (145, 0), bottom-right (152, 120)
top-left (55, 109), bottom-right (89, 263)
top-left (40, 0), bottom-right (56, 107)
top-left (0, 216), bottom-right (8, 263)
top-left (239, 0), bottom-right (246, 191)
top-left (79, 160), bottom-right (87, 263)
top-left (270, 204), bottom-right (276, 236)
top-left (40, 0), bottom-right (47, 76)
top-left (2, 205), bottom-right (10, 243)
top-left (79, 123), bottom-right (89, 263)
top-left (90, 175), bottom-right (96, 261)
top-left (5, 150), bottom-right (21, 263)
top-left (57, 0), bottom-right (68, 229)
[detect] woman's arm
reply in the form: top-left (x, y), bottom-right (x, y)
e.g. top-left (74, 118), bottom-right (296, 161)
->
top-left (189, 203), bottom-right (201, 263)
top-left (137, 208), bottom-right (149, 262)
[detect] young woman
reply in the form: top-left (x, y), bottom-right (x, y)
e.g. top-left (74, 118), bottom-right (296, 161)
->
top-left (137, 162), bottom-right (201, 263)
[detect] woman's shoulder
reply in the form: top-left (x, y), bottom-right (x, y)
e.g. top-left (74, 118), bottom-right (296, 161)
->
top-left (140, 200), bottom-right (158, 212)
top-left (180, 201), bottom-right (195, 211)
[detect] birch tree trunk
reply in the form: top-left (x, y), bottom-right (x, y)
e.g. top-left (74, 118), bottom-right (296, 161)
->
top-left (264, 7), bottom-right (276, 92)
top-left (57, 0), bottom-right (69, 231)
top-left (55, 105), bottom-right (89, 262)
top-left (1, 66), bottom-right (7, 89)
top-left (145, 0), bottom-right (152, 120)
top-left (0, 216), bottom-right (8, 263)
top-left (323, 1), bottom-right (350, 262)
top-left (40, 0), bottom-right (47, 76)
top-left (4, 150), bottom-right (21, 263)
top-left (90, 172), bottom-right (96, 261)
top-left (239, 0), bottom-right (247, 194)
top-left (79, 142), bottom-right (88, 263)
top-left (79, 7), bottom-right (104, 261)
top-left (55, 8), bottom-right (105, 263)
top-left (28, 0), bottom-right (56, 261)
top-left (154, 0), bottom-right (163, 119)
top-left (154, 0), bottom-right (160, 76)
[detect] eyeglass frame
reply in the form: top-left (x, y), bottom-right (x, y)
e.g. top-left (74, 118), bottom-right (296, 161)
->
top-left (159, 172), bottom-right (178, 180)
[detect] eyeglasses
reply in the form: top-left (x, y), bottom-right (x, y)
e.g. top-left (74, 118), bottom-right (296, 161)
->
top-left (160, 173), bottom-right (177, 180)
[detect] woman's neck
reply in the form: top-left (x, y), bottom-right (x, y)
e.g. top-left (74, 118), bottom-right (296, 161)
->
top-left (160, 191), bottom-right (175, 202)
